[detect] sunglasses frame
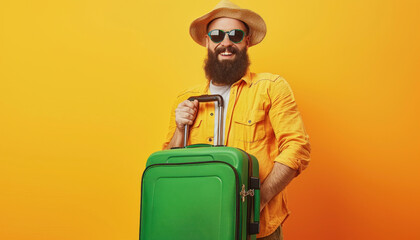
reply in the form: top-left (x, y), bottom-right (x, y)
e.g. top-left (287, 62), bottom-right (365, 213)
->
top-left (207, 29), bottom-right (246, 44)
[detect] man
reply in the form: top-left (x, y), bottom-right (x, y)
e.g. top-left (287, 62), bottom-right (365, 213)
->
top-left (162, 1), bottom-right (311, 239)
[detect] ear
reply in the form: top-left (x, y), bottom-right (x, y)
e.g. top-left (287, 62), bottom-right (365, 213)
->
top-left (245, 36), bottom-right (251, 47)
top-left (205, 35), bottom-right (209, 48)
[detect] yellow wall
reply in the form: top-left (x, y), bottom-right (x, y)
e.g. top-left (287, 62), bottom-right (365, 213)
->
top-left (1, 0), bottom-right (419, 239)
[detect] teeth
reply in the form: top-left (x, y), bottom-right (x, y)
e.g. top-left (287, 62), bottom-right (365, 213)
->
top-left (220, 51), bottom-right (233, 56)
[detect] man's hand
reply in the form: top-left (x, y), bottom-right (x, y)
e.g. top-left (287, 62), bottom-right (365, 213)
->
top-left (164, 99), bottom-right (199, 149)
top-left (260, 162), bottom-right (297, 212)
top-left (175, 100), bottom-right (199, 131)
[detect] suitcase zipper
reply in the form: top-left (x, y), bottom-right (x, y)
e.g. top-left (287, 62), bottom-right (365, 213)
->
top-left (140, 161), bottom-right (241, 240)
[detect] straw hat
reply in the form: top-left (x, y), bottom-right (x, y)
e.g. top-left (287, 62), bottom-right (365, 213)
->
top-left (189, 0), bottom-right (266, 47)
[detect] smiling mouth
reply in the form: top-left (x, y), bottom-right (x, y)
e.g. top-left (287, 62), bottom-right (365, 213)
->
top-left (219, 50), bottom-right (234, 58)
top-left (221, 52), bottom-right (233, 56)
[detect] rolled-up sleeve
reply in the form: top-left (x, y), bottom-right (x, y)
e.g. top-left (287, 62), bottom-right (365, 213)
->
top-left (268, 78), bottom-right (311, 174)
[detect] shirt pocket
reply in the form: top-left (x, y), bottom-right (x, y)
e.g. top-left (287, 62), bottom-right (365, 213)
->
top-left (188, 118), bottom-right (203, 144)
top-left (233, 109), bottom-right (266, 143)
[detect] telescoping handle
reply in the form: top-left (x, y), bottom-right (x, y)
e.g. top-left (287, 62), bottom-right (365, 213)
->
top-left (184, 94), bottom-right (224, 147)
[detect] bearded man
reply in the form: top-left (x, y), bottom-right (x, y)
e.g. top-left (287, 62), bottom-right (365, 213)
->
top-left (162, 1), bottom-right (311, 239)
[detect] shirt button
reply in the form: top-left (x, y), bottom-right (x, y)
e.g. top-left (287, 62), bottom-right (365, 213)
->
top-left (208, 138), bottom-right (212, 142)
top-left (248, 120), bottom-right (252, 124)
top-left (210, 113), bottom-right (214, 116)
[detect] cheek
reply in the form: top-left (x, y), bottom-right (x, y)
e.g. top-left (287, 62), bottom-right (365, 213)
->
top-left (206, 36), bottom-right (217, 49)
top-left (208, 45), bottom-right (216, 53)
top-left (209, 42), bottom-right (219, 50)
top-left (235, 43), bottom-right (247, 52)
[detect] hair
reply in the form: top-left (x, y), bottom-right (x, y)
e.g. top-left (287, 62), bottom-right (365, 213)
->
top-left (206, 18), bottom-right (250, 35)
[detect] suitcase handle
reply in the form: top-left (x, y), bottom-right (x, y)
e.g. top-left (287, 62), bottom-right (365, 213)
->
top-left (249, 177), bottom-right (261, 234)
top-left (184, 94), bottom-right (224, 147)
top-left (254, 188), bottom-right (260, 229)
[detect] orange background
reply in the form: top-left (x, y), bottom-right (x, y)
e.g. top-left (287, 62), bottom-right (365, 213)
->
top-left (1, 0), bottom-right (419, 239)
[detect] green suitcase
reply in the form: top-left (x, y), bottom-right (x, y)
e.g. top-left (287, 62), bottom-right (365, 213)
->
top-left (140, 95), bottom-right (260, 240)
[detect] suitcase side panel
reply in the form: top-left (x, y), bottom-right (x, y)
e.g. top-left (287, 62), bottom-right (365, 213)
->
top-left (250, 154), bottom-right (260, 240)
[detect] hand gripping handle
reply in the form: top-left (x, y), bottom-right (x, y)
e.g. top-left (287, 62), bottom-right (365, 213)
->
top-left (184, 94), bottom-right (224, 147)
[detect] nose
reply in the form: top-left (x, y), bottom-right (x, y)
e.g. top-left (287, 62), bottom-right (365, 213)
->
top-left (220, 32), bottom-right (233, 46)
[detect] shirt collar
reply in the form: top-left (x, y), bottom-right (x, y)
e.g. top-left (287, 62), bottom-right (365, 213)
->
top-left (232, 69), bottom-right (252, 87)
top-left (241, 69), bottom-right (252, 85)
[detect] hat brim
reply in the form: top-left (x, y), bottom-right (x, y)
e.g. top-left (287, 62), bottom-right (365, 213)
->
top-left (190, 8), bottom-right (266, 47)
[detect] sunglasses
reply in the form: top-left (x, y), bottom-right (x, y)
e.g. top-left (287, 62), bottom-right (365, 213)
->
top-left (207, 29), bottom-right (246, 44)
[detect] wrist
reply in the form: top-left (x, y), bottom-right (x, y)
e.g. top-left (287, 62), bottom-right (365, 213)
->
top-left (174, 127), bottom-right (185, 146)
top-left (166, 127), bottom-right (186, 149)
top-left (175, 127), bottom-right (184, 136)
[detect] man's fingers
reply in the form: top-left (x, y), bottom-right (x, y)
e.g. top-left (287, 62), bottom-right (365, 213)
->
top-left (175, 100), bottom-right (199, 130)
top-left (177, 117), bottom-right (194, 126)
top-left (178, 112), bottom-right (195, 120)
top-left (175, 108), bottom-right (195, 119)
top-left (176, 106), bottom-right (196, 116)
top-left (179, 100), bottom-right (198, 110)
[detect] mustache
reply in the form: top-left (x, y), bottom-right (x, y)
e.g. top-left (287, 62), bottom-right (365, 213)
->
top-left (214, 46), bottom-right (238, 55)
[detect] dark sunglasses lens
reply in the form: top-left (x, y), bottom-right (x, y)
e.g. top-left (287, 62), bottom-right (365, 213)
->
top-left (209, 30), bottom-right (224, 43)
top-left (229, 30), bottom-right (244, 43)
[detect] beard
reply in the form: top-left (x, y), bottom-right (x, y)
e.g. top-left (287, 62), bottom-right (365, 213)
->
top-left (204, 46), bottom-right (250, 86)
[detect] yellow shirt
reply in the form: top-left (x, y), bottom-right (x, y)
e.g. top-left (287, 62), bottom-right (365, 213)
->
top-left (163, 70), bottom-right (311, 238)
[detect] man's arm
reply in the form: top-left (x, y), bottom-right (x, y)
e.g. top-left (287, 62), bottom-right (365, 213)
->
top-left (260, 162), bottom-right (297, 211)
top-left (260, 78), bottom-right (311, 211)
top-left (164, 128), bottom-right (184, 149)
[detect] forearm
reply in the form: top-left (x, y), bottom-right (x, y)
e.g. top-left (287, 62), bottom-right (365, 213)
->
top-left (164, 128), bottom-right (184, 150)
top-left (260, 162), bottom-right (297, 211)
